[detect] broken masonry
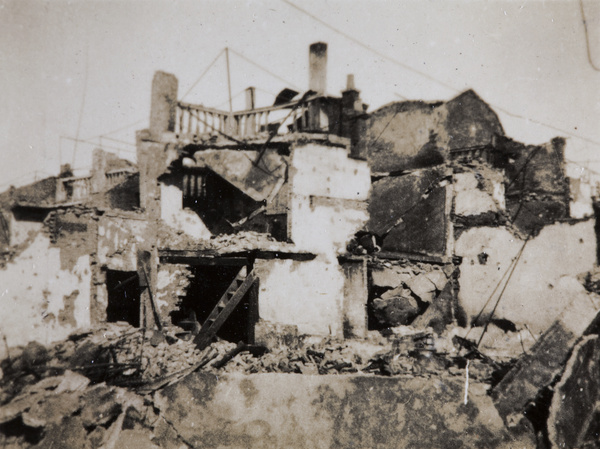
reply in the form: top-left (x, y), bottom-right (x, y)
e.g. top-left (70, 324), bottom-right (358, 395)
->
top-left (0, 42), bottom-right (599, 448)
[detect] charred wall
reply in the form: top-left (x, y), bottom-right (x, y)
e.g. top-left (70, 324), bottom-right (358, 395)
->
top-left (366, 167), bottom-right (450, 257)
top-left (494, 136), bottom-right (570, 235)
top-left (354, 90), bottom-right (504, 173)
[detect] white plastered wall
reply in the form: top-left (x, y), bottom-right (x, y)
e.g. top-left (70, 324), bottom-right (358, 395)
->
top-left (0, 233), bottom-right (92, 348)
top-left (455, 220), bottom-right (597, 334)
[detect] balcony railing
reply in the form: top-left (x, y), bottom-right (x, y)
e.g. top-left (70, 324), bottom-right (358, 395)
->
top-left (56, 176), bottom-right (92, 203)
top-left (176, 94), bottom-right (322, 139)
top-left (55, 169), bottom-right (137, 203)
top-left (106, 168), bottom-right (136, 188)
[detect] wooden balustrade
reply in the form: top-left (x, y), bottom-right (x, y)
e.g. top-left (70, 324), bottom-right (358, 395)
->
top-left (176, 95), bottom-right (319, 139)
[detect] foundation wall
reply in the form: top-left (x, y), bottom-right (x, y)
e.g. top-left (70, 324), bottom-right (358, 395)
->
top-left (155, 372), bottom-right (532, 449)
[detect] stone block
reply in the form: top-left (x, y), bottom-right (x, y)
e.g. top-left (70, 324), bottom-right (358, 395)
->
top-left (425, 269), bottom-right (448, 291)
top-left (372, 296), bottom-right (419, 326)
top-left (80, 385), bottom-right (122, 428)
top-left (371, 267), bottom-right (413, 288)
top-left (405, 273), bottom-right (436, 302)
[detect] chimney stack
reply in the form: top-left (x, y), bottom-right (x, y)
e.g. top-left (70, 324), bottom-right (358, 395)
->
top-left (309, 42), bottom-right (327, 94)
top-left (245, 87), bottom-right (256, 110)
top-left (346, 74), bottom-right (355, 91)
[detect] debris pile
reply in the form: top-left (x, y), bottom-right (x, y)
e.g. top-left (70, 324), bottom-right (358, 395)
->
top-left (2, 287), bottom-right (598, 449)
top-left (0, 323), bottom-right (211, 393)
top-left (369, 260), bottom-right (455, 331)
top-left (0, 367), bottom-right (173, 449)
top-left (157, 224), bottom-right (296, 253)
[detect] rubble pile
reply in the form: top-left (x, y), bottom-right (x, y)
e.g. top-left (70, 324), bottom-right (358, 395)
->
top-left (1, 312), bottom-right (589, 448)
top-left (0, 323), bottom-right (210, 392)
top-left (0, 369), bottom-right (158, 449)
top-left (199, 329), bottom-right (506, 381)
top-left (369, 260), bottom-right (455, 330)
top-left (581, 266), bottom-right (600, 295)
top-left (157, 224), bottom-right (295, 254)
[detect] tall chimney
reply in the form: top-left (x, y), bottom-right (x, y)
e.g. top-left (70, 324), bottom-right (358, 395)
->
top-left (309, 42), bottom-right (327, 94)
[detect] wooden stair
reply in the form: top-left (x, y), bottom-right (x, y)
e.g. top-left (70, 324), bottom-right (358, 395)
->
top-left (193, 266), bottom-right (257, 350)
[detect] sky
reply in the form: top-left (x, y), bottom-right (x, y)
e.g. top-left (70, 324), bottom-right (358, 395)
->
top-left (1, 0), bottom-right (599, 189)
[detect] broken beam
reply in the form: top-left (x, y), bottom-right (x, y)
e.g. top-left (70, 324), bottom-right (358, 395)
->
top-left (491, 292), bottom-right (600, 430)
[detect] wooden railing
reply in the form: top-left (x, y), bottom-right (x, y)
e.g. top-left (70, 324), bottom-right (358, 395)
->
top-left (176, 95), bottom-right (321, 139)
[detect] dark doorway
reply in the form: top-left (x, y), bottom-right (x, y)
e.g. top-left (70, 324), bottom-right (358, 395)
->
top-left (170, 264), bottom-right (257, 344)
top-left (106, 270), bottom-right (141, 327)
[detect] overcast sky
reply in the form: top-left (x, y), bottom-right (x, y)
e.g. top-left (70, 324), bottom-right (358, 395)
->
top-left (1, 0), bottom-right (599, 188)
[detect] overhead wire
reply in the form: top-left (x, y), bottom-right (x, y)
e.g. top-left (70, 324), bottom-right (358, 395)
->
top-left (280, 0), bottom-right (458, 94)
top-left (99, 136), bottom-right (136, 147)
top-left (228, 47), bottom-right (302, 91)
top-left (370, 110), bottom-right (400, 148)
top-left (281, 0), bottom-right (600, 149)
top-left (476, 233), bottom-right (531, 348)
top-left (72, 43), bottom-right (90, 167)
top-left (181, 49), bottom-right (226, 100)
top-left (580, 0), bottom-right (600, 72)
top-left (62, 136), bottom-right (136, 155)
top-left (214, 88), bottom-right (248, 109)
top-left (86, 118), bottom-right (146, 140)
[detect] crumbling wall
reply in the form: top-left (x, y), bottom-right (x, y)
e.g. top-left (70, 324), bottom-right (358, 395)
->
top-left (288, 142), bottom-right (370, 255)
top-left (0, 177), bottom-right (58, 207)
top-left (355, 101), bottom-right (448, 172)
top-left (495, 136), bottom-right (570, 234)
top-left (455, 219), bottom-right (596, 333)
top-left (255, 257), bottom-right (346, 337)
top-left (568, 173), bottom-right (594, 218)
top-left (89, 173), bottom-right (140, 211)
top-left (355, 90), bottom-right (503, 172)
top-left (97, 214), bottom-right (147, 272)
top-left (453, 169), bottom-right (505, 217)
top-left (367, 167), bottom-right (450, 257)
top-left (8, 210), bottom-right (46, 247)
top-left (155, 263), bottom-right (192, 321)
top-left (0, 232), bottom-right (92, 347)
top-left (341, 258), bottom-right (368, 339)
top-left (136, 132), bottom-right (180, 219)
top-left (160, 182), bottom-right (211, 240)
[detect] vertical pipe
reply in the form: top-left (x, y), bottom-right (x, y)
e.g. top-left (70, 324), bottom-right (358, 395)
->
top-left (226, 47), bottom-right (233, 113)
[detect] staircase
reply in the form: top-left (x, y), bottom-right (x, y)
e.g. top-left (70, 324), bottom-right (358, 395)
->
top-left (193, 266), bottom-right (257, 350)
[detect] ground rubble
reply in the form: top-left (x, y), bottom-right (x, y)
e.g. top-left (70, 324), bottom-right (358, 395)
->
top-left (0, 321), bottom-right (520, 448)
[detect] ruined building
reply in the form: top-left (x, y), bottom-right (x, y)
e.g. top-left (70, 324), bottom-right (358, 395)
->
top-left (1, 42), bottom-right (600, 448)
top-left (0, 42), bottom-right (596, 349)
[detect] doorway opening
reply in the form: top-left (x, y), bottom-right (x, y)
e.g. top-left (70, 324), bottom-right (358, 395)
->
top-left (105, 270), bottom-right (141, 327)
top-left (170, 264), bottom-right (258, 344)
